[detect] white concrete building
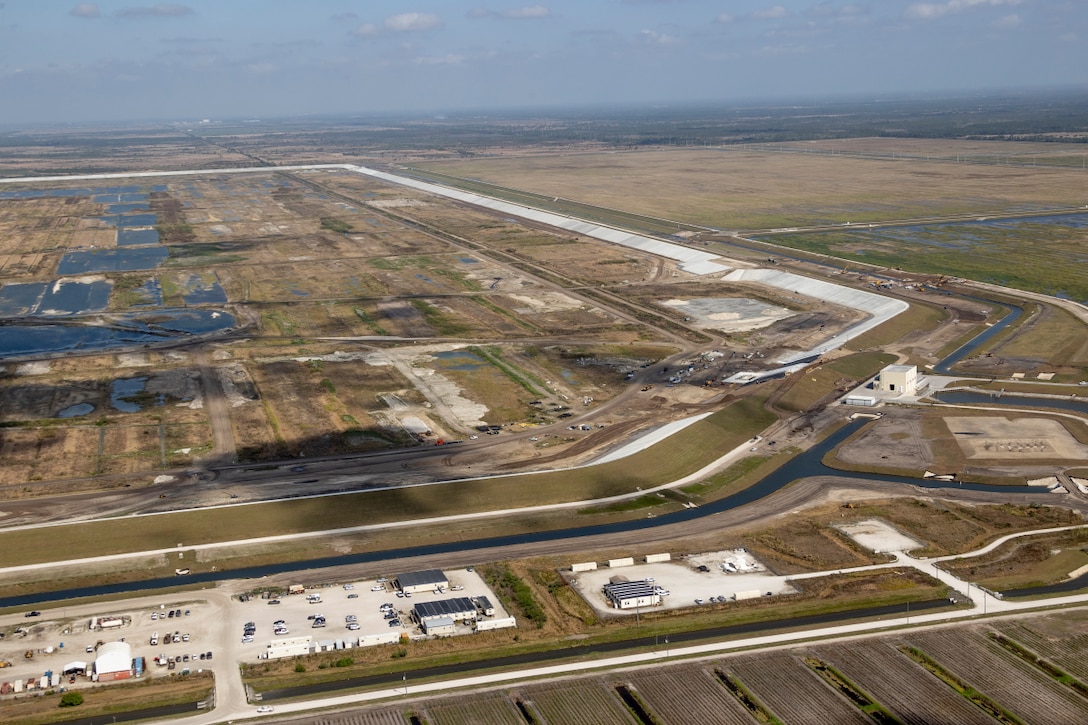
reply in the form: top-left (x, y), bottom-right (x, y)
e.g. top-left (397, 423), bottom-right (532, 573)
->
top-left (878, 364), bottom-right (918, 396)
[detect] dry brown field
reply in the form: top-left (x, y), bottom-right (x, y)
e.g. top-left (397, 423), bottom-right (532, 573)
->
top-left (0, 127), bottom-right (255, 177)
top-left (3, 671), bottom-right (213, 725)
top-left (414, 144), bottom-right (1088, 229)
top-left (796, 136), bottom-right (1088, 162)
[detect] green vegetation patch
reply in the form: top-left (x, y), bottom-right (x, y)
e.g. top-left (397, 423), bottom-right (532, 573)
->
top-left (479, 563), bottom-right (547, 628)
top-left (320, 217), bottom-right (353, 233)
top-left (0, 398), bottom-right (777, 568)
top-left (768, 220), bottom-right (1088, 302)
top-left (775, 351), bottom-right (896, 413)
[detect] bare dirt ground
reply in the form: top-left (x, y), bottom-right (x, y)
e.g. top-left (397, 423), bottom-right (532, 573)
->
top-left (945, 415), bottom-right (1088, 460)
top-left (833, 408), bottom-right (935, 471)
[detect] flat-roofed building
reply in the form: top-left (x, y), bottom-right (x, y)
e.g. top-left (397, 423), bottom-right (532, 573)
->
top-left (475, 595), bottom-right (496, 617)
top-left (422, 616), bottom-right (457, 636)
top-left (878, 365), bottom-right (918, 396)
top-left (414, 597), bottom-right (477, 625)
top-left (395, 569), bottom-right (449, 594)
top-left (603, 581), bottom-right (661, 610)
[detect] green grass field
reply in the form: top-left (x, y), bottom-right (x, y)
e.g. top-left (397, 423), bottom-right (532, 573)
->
top-left (0, 398), bottom-right (776, 568)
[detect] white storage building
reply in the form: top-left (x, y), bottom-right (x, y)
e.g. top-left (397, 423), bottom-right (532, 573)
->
top-left (265, 636), bottom-right (313, 660)
top-left (93, 641), bottom-right (132, 682)
top-left (878, 365), bottom-right (918, 396)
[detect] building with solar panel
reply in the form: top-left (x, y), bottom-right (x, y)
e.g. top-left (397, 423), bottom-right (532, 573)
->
top-left (603, 580), bottom-right (661, 609)
top-left (413, 597), bottom-right (478, 626)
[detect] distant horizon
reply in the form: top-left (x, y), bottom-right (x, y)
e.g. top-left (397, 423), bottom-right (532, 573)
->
top-left (3, 83), bottom-right (1086, 131)
top-left (2, 2), bottom-right (1084, 126)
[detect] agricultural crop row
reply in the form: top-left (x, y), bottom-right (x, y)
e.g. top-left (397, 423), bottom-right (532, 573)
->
top-left (995, 620), bottom-right (1088, 683)
top-left (524, 681), bottom-right (636, 725)
top-left (299, 615), bottom-right (1088, 725)
top-left (813, 641), bottom-right (994, 725)
top-left (314, 711), bottom-right (410, 725)
top-left (903, 630), bottom-right (1088, 724)
top-left (422, 692), bottom-right (526, 725)
top-left (726, 654), bottom-right (870, 725)
top-left (626, 668), bottom-right (756, 725)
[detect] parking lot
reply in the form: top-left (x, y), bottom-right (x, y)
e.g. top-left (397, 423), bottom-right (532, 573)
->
top-left (0, 566), bottom-right (512, 695)
top-left (232, 568), bottom-right (510, 660)
top-left (0, 593), bottom-right (223, 689)
top-left (567, 551), bottom-right (797, 616)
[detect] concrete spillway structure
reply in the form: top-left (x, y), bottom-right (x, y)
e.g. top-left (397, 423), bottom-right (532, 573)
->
top-left (350, 166), bottom-right (731, 276)
top-left (721, 268), bottom-right (909, 384)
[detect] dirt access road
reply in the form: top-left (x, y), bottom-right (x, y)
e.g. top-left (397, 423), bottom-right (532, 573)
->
top-left (195, 346), bottom-right (237, 464)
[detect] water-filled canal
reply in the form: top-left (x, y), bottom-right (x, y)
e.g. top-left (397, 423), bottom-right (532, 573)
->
top-left (0, 419), bottom-right (1041, 609)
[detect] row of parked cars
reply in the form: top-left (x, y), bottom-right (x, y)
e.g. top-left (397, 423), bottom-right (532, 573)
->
top-left (381, 602), bottom-right (402, 628)
top-left (151, 609), bottom-right (188, 620)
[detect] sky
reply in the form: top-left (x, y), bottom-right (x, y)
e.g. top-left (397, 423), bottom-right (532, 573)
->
top-left (0, 1), bottom-right (1084, 124)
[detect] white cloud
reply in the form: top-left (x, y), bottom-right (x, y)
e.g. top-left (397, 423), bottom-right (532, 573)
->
top-left (906, 0), bottom-right (1020, 21)
top-left (756, 42), bottom-right (807, 56)
top-left (69, 3), bottom-right (100, 18)
top-left (805, 3), bottom-right (866, 19)
top-left (116, 3), bottom-right (194, 17)
top-left (753, 5), bottom-right (788, 20)
top-left (353, 23), bottom-right (378, 37)
top-left (992, 13), bottom-right (1020, 27)
top-left (413, 54), bottom-right (464, 65)
top-left (640, 29), bottom-right (681, 45)
top-left (469, 6), bottom-right (551, 19)
top-left (385, 12), bottom-right (442, 32)
top-left (504, 5), bottom-right (550, 18)
top-left (716, 13), bottom-right (735, 24)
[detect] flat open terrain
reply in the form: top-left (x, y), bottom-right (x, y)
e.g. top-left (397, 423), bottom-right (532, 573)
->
top-left (413, 143), bottom-right (1088, 229)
